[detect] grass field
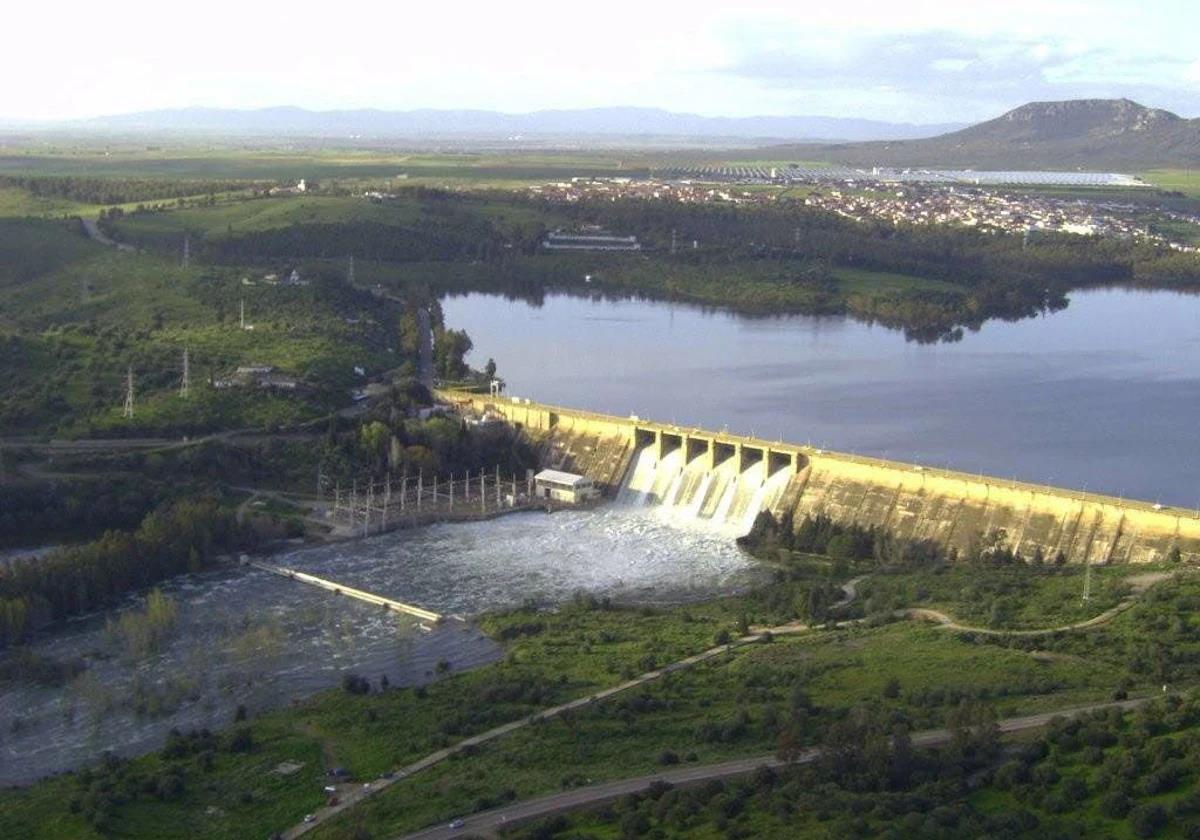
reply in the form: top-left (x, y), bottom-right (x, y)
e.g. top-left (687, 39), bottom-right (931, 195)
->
top-left (1142, 169), bottom-right (1200, 199)
top-left (0, 217), bottom-right (403, 435)
top-left (0, 147), bottom-right (649, 186)
top-left (857, 563), bottom-right (1162, 630)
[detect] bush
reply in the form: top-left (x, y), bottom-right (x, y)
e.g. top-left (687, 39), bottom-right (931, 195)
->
top-left (1129, 803), bottom-right (1168, 838)
top-left (342, 673), bottom-right (371, 695)
top-left (657, 750), bottom-right (680, 766)
top-left (226, 726), bottom-right (254, 753)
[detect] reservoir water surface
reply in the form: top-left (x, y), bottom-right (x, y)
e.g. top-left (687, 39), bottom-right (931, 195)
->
top-left (444, 287), bottom-right (1200, 508)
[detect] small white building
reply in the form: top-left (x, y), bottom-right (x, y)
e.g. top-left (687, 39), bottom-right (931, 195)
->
top-left (534, 469), bottom-right (597, 504)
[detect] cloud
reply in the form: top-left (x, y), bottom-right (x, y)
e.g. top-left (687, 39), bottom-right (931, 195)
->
top-left (720, 29), bottom-right (1200, 120)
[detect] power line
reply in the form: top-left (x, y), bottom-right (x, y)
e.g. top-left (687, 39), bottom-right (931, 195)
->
top-left (122, 366), bottom-right (135, 419)
top-left (180, 347), bottom-right (190, 398)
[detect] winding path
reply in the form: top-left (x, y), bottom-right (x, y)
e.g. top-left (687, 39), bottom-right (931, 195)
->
top-left (80, 217), bottom-right (136, 251)
top-left (898, 570), bottom-right (1176, 637)
top-left (281, 569), bottom-right (1179, 837)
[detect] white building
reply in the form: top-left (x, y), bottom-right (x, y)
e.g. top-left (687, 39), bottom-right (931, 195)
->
top-left (533, 469), bottom-right (597, 504)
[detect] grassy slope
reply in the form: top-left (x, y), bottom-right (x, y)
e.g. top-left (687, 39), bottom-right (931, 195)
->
top-left (0, 217), bottom-right (399, 435)
top-left (1142, 169), bottom-right (1200, 199)
top-left (1, 563), bottom-right (1180, 840)
top-left (858, 563), bottom-right (1151, 630)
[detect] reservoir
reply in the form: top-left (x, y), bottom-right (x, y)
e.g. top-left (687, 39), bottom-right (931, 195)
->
top-left (444, 287), bottom-right (1200, 508)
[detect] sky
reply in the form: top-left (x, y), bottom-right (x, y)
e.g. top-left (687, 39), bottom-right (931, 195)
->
top-left (4, 0), bottom-right (1198, 123)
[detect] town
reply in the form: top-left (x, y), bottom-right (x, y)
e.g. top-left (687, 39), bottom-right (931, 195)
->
top-left (527, 174), bottom-right (1200, 251)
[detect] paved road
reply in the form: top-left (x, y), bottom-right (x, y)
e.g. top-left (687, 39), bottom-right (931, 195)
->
top-left (280, 636), bottom-right (762, 838)
top-left (398, 698), bottom-right (1151, 840)
top-left (283, 570), bottom-right (1174, 838)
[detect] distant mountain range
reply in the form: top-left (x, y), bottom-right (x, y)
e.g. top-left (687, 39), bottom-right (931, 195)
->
top-left (23, 106), bottom-right (963, 144)
top-left (778, 99), bottom-right (1200, 170)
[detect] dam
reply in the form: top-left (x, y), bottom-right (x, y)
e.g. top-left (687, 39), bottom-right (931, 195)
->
top-left (445, 391), bottom-right (1200, 564)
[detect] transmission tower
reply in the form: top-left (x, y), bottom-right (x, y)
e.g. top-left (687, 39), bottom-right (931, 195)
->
top-left (122, 367), bottom-right (135, 419)
top-left (180, 347), bottom-right (191, 398)
top-left (182, 235), bottom-right (190, 268)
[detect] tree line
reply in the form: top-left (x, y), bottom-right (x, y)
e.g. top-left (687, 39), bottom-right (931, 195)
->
top-left (0, 175), bottom-right (258, 206)
top-left (0, 497), bottom-right (247, 647)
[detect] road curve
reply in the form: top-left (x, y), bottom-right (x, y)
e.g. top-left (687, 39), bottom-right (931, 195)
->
top-left (398, 698), bottom-right (1151, 840)
top-left (80, 217), bottom-right (136, 251)
top-left (900, 570), bottom-right (1177, 637)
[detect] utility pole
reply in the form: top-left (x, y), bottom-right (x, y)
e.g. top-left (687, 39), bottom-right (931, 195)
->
top-left (1081, 555), bottom-right (1092, 604)
top-left (347, 254), bottom-right (355, 285)
top-left (670, 229), bottom-right (677, 254)
top-left (364, 484), bottom-right (374, 537)
top-left (179, 347), bottom-right (190, 398)
top-left (122, 366), bottom-right (135, 418)
top-left (239, 299), bottom-right (246, 330)
top-left (182, 235), bottom-right (190, 268)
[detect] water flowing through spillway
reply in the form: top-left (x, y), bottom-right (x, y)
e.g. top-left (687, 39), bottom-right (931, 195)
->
top-left (618, 443), bottom-right (793, 536)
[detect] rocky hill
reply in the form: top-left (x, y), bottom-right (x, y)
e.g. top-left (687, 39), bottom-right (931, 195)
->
top-left (773, 99), bottom-right (1200, 170)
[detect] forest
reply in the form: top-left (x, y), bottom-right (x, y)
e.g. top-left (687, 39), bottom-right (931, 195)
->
top-left (0, 175), bottom-right (259, 206)
top-left (0, 497), bottom-right (246, 647)
top-left (511, 694), bottom-right (1200, 839)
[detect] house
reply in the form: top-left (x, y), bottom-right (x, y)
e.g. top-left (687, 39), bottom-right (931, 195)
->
top-left (236, 364), bottom-right (274, 376)
top-left (533, 469), bottom-right (597, 504)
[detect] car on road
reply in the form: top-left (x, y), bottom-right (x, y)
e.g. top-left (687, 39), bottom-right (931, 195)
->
top-left (448, 818), bottom-right (465, 829)
top-left (303, 814), bottom-right (316, 823)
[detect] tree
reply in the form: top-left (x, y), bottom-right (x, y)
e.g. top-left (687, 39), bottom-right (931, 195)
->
top-left (435, 329), bottom-right (473, 380)
top-left (484, 358), bottom-right (497, 380)
top-left (1129, 803), bottom-right (1168, 838)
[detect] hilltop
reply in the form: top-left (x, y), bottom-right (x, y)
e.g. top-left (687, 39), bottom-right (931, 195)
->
top-left (768, 99), bottom-right (1200, 170)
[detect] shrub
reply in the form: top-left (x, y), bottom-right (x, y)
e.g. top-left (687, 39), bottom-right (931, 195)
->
top-left (342, 673), bottom-right (371, 695)
top-left (1129, 803), bottom-right (1168, 838)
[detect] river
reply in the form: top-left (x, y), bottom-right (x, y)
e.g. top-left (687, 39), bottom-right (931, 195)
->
top-left (443, 287), bottom-right (1200, 508)
top-left (0, 506), bottom-right (756, 784)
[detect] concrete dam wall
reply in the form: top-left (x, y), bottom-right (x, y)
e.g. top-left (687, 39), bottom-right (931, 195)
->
top-left (443, 392), bottom-right (1200, 564)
